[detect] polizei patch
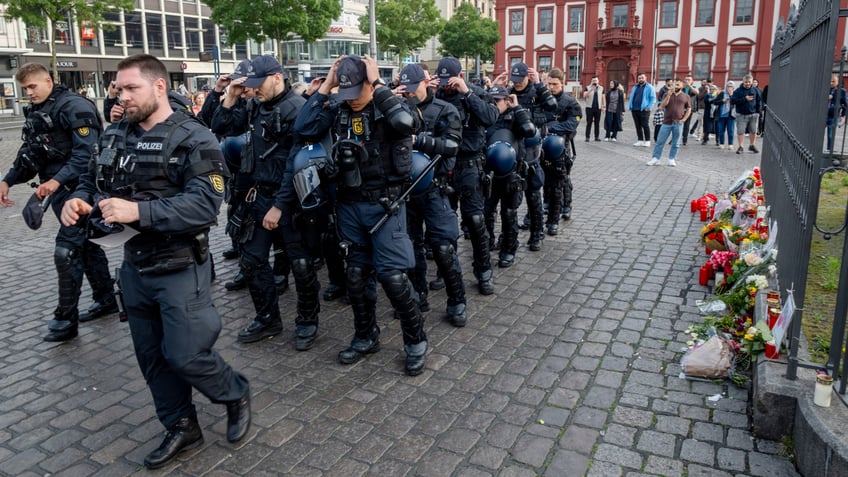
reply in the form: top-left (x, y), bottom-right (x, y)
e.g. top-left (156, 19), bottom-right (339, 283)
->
top-left (136, 142), bottom-right (164, 151)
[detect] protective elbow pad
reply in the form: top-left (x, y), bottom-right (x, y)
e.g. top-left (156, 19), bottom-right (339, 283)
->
top-left (385, 103), bottom-right (417, 134)
top-left (539, 88), bottom-right (557, 109)
top-left (441, 137), bottom-right (460, 157)
top-left (513, 108), bottom-right (537, 138)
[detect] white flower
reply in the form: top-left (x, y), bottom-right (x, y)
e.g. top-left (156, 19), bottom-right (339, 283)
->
top-left (745, 274), bottom-right (768, 290)
top-left (768, 264), bottom-right (777, 277)
top-left (747, 326), bottom-right (759, 336)
top-left (744, 253), bottom-right (764, 266)
top-left (687, 340), bottom-right (695, 347)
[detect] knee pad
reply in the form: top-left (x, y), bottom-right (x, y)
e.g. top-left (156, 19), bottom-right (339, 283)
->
top-left (433, 243), bottom-right (456, 268)
top-left (504, 208), bottom-right (518, 222)
top-left (346, 265), bottom-right (368, 291)
top-left (54, 246), bottom-right (76, 272)
top-left (290, 257), bottom-right (312, 278)
top-left (239, 252), bottom-right (266, 277)
top-left (469, 214), bottom-right (486, 230)
top-left (378, 271), bottom-right (409, 298)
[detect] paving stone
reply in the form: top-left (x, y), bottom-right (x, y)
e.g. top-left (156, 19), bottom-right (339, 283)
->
top-left (644, 455), bottom-right (684, 477)
top-left (712, 409), bottom-right (750, 428)
top-left (545, 449), bottom-right (590, 477)
top-left (655, 415), bottom-right (691, 436)
top-left (681, 439), bottom-right (715, 466)
top-left (686, 463), bottom-right (734, 477)
top-left (602, 424), bottom-right (637, 447)
top-left (594, 443), bottom-right (643, 469)
top-left (716, 447), bottom-right (746, 471)
top-left (573, 407), bottom-right (609, 429)
top-left (692, 421), bottom-right (725, 443)
top-left (726, 428), bottom-right (755, 451)
top-left (586, 460), bottom-right (624, 477)
top-left (558, 425), bottom-right (599, 454)
top-left (748, 451), bottom-right (799, 476)
top-left (538, 406), bottom-right (570, 428)
top-left (584, 385), bottom-right (617, 410)
top-left (414, 449), bottom-right (463, 477)
top-left (469, 444), bottom-right (508, 470)
top-left (636, 430), bottom-right (676, 457)
top-left (511, 434), bottom-right (555, 467)
top-left (611, 406), bottom-right (654, 428)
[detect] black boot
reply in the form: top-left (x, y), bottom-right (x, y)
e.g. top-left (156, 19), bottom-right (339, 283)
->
top-left (44, 318), bottom-right (78, 342)
top-left (323, 283), bottom-right (346, 301)
top-left (338, 328), bottom-right (380, 364)
top-left (237, 315), bottom-right (283, 343)
top-left (428, 277), bottom-right (445, 290)
top-left (527, 232), bottom-right (543, 252)
top-left (225, 271), bottom-right (246, 291)
top-left (477, 269), bottom-right (494, 296)
top-left (404, 341), bottom-right (428, 376)
top-left (225, 392), bottom-right (251, 443)
top-left (222, 247), bottom-right (239, 260)
top-left (78, 298), bottom-right (118, 322)
top-left (274, 275), bottom-right (289, 294)
top-left (291, 258), bottom-right (320, 351)
top-left (143, 417), bottom-right (204, 469)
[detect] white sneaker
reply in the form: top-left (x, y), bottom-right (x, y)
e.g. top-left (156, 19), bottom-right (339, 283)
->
top-left (668, 159), bottom-right (677, 167)
top-left (604, 138), bottom-right (610, 141)
top-left (611, 138), bottom-right (617, 142)
top-left (634, 141), bottom-right (643, 147)
top-left (642, 141), bottom-right (651, 147)
top-left (646, 157), bottom-right (660, 166)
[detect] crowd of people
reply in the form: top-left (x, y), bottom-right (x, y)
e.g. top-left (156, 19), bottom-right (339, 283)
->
top-left (0, 53), bottom-right (583, 469)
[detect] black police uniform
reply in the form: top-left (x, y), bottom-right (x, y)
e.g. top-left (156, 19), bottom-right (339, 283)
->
top-left (294, 78), bottom-right (428, 375)
top-left (3, 85), bottom-right (114, 341)
top-left (72, 111), bottom-right (250, 463)
top-left (543, 90), bottom-right (581, 233)
top-left (484, 105), bottom-right (537, 267)
top-left (211, 83), bottom-right (313, 347)
top-left (406, 89), bottom-right (467, 326)
top-left (512, 81), bottom-right (556, 250)
top-left (436, 82), bottom-right (499, 295)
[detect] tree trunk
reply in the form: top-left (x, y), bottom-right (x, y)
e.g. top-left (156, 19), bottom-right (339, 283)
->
top-left (49, 17), bottom-right (59, 83)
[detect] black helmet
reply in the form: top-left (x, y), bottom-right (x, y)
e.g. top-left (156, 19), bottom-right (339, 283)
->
top-left (410, 151), bottom-right (434, 194)
top-left (542, 134), bottom-right (566, 160)
top-left (220, 134), bottom-right (246, 172)
top-left (292, 143), bottom-right (330, 209)
top-left (486, 129), bottom-right (517, 176)
top-left (524, 128), bottom-right (542, 147)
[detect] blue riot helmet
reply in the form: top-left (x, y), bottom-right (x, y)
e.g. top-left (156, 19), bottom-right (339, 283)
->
top-left (410, 151), bottom-right (434, 194)
top-left (220, 134), bottom-right (246, 173)
top-left (486, 128), bottom-right (517, 177)
top-left (292, 143), bottom-right (330, 209)
top-left (542, 134), bottom-right (566, 160)
top-left (524, 128), bottom-right (542, 147)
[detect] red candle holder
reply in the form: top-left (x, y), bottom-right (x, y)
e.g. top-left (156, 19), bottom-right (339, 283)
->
top-left (699, 265), bottom-right (710, 286)
top-left (765, 342), bottom-right (779, 359)
top-left (700, 208), bottom-right (708, 222)
top-left (691, 199), bottom-right (698, 213)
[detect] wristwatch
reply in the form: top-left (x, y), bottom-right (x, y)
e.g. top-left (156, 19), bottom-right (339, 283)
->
top-left (372, 79), bottom-right (385, 88)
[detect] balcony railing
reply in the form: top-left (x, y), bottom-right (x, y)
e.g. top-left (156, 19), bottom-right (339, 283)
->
top-left (597, 27), bottom-right (642, 46)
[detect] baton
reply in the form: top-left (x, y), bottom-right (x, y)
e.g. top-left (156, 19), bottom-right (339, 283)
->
top-left (369, 154), bottom-right (443, 235)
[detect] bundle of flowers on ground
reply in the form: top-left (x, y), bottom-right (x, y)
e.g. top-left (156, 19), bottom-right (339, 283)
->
top-left (686, 168), bottom-right (780, 385)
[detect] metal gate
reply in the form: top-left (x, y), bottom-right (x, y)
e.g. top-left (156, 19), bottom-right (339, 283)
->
top-left (761, 1), bottom-right (844, 388)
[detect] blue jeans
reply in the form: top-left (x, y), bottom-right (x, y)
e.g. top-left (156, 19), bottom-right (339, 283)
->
top-left (717, 117), bottom-right (736, 146)
top-left (652, 123), bottom-right (683, 160)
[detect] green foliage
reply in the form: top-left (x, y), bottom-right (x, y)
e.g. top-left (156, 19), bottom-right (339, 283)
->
top-left (821, 256), bottom-right (841, 290)
top-left (438, 3), bottom-right (501, 62)
top-left (206, 0), bottom-right (341, 59)
top-left (811, 333), bottom-right (831, 356)
top-left (4, 0), bottom-right (134, 81)
top-left (359, 0), bottom-right (444, 62)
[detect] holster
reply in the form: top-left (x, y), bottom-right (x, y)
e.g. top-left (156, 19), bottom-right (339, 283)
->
top-left (482, 171), bottom-right (493, 199)
top-left (192, 232), bottom-right (210, 264)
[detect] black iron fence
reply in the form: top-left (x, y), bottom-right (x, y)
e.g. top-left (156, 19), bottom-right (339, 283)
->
top-left (762, 1), bottom-right (848, 403)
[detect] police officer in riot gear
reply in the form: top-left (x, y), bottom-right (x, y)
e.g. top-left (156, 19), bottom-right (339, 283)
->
top-left (498, 62), bottom-right (557, 251)
top-left (542, 67), bottom-right (581, 234)
top-left (434, 57), bottom-right (499, 295)
top-left (0, 63), bottom-right (115, 342)
top-left (396, 63), bottom-right (468, 327)
top-left (294, 55), bottom-right (428, 375)
top-left (211, 55), bottom-right (317, 348)
top-left (484, 86), bottom-right (537, 267)
top-left (60, 54), bottom-right (250, 469)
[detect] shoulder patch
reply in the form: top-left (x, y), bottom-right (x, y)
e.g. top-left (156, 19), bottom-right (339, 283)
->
top-left (209, 174), bottom-right (225, 193)
top-left (77, 127), bottom-right (90, 137)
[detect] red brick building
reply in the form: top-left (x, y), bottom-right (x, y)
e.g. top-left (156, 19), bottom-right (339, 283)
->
top-left (493, 0), bottom-right (848, 90)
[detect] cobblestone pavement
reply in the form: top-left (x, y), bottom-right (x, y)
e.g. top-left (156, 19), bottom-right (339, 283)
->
top-left (0, 119), bottom-right (801, 476)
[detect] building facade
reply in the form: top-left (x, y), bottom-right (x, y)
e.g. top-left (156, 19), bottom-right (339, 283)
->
top-left (494, 0), bottom-right (848, 92)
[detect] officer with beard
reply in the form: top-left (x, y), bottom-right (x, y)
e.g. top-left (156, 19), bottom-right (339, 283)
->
top-left (396, 63), bottom-right (467, 327)
top-left (0, 62), bottom-right (115, 341)
top-left (60, 54), bottom-right (250, 469)
top-left (433, 57), bottom-right (499, 295)
top-left (211, 55), bottom-right (316, 349)
top-left (294, 55), bottom-right (427, 375)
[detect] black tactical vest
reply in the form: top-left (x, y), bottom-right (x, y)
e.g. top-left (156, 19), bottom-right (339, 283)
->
top-left (22, 87), bottom-right (100, 165)
top-left (242, 88), bottom-right (305, 185)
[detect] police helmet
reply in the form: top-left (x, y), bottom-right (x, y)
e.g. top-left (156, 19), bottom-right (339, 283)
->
top-left (542, 134), bottom-right (566, 160)
top-left (486, 141), bottom-right (517, 176)
top-left (292, 143), bottom-right (330, 210)
top-left (524, 128), bottom-right (542, 147)
top-left (410, 151), bottom-right (434, 194)
top-left (220, 134), bottom-right (246, 172)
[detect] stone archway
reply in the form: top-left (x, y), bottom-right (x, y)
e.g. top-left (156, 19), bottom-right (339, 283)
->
top-left (606, 58), bottom-right (629, 91)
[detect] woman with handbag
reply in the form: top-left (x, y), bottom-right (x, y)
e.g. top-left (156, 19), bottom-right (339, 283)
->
top-left (603, 80), bottom-right (626, 141)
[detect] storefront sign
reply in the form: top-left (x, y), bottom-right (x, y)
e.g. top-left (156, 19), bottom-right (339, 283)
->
top-left (56, 61), bottom-right (77, 68)
top-left (180, 62), bottom-right (187, 70)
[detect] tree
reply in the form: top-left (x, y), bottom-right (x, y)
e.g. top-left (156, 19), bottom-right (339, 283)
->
top-left (206, 0), bottom-right (341, 65)
top-left (4, 0), bottom-right (135, 82)
top-left (439, 3), bottom-right (500, 68)
top-left (359, 0), bottom-right (444, 67)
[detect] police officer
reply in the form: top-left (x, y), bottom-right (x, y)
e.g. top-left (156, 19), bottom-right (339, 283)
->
top-left (0, 63), bottom-right (115, 342)
top-left (434, 57), bottom-right (499, 295)
top-left (542, 68), bottom-right (581, 234)
top-left (294, 55), bottom-right (427, 375)
top-left (211, 55), bottom-right (315, 348)
top-left (60, 54), bottom-right (250, 469)
top-left (498, 62), bottom-right (557, 251)
top-left (396, 63), bottom-right (467, 327)
top-left (484, 86), bottom-right (537, 267)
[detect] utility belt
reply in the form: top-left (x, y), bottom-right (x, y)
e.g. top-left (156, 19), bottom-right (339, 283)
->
top-left (247, 182), bottom-right (280, 200)
top-left (411, 176), bottom-right (452, 200)
top-left (339, 185), bottom-right (403, 204)
top-left (454, 153), bottom-right (483, 170)
top-left (125, 232), bottom-right (209, 275)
